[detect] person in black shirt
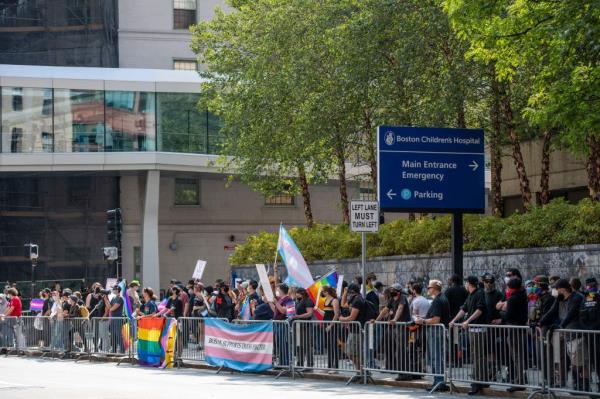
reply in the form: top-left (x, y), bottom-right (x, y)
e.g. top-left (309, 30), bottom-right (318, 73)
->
top-left (445, 274), bottom-right (468, 320)
top-left (373, 284), bottom-right (404, 374)
top-left (339, 284), bottom-right (364, 370)
top-left (292, 288), bottom-right (314, 369)
top-left (450, 276), bottom-right (489, 395)
top-left (107, 286), bottom-right (125, 353)
top-left (211, 284), bottom-right (234, 321)
top-left (499, 278), bottom-right (528, 392)
top-left (482, 274), bottom-right (504, 324)
top-left (163, 286), bottom-right (184, 319)
top-left (415, 279), bottom-right (450, 391)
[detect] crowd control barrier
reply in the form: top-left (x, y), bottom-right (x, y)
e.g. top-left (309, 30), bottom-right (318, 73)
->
top-left (8, 313), bottom-right (600, 397)
top-left (448, 324), bottom-right (546, 395)
top-left (233, 319), bottom-right (293, 377)
top-left (546, 328), bottom-right (600, 396)
top-left (293, 320), bottom-right (364, 385)
top-left (365, 322), bottom-right (447, 392)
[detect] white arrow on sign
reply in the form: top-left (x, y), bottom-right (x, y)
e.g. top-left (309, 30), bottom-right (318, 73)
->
top-left (387, 189), bottom-right (397, 200)
top-left (469, 160), bottom-right (479, 171)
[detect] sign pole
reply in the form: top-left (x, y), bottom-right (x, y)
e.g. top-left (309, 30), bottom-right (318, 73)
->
top-left (451, 212), bottom-right (464, 279)
top-left (361, 231), bottom-right (367, 296)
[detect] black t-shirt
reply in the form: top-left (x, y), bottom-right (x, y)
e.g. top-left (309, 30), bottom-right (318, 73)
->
top-left (426, 294), bottom-right (451, 326)
top-left (445, 286), bottom-right (469, 319)
top-left (295, 297), bottom-right (314, 317)
top-left (349, 294), bottom-right (366, 325)
top-left (88, 294), bottom-right (105, 318)
top-left (366, 290), bottom-right (379, 310)
top-left (387, 294), bottom-right (410, 322)
top-left (167, 297), bottom-right (184, 319)
top-left (461, 288), bottom-right (488, 325)
top-left (215, 294), bottom-right (233, 320)
top-left (485, 289), bottom-right (504, 322)
top-left (191, 295), bottom-right (206, 317)
top-left (110, 296), bottom-right (124, 318)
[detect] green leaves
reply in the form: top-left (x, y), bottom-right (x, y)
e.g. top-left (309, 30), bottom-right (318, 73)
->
top-left (231, 199), bottom-right (600, 265)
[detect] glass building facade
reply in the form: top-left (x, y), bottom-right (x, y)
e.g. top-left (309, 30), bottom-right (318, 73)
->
top-left (0, 87), bottom-right (222, 154)
top-left (0, 0), bottom-right (119, 67)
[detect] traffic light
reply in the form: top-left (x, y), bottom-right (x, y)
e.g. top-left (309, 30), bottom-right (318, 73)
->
top-left (106, 208), bottom-right (122, 243)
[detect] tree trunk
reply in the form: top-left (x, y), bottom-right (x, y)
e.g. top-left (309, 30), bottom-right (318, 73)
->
top-left (490, 77), bottom-right (504, 216)
top-left (539, 130), bottom-right (553, 205)
top-left (586, 135), bottom-right (600, 201)
top-left (363, 110), bottom-right (377, 190)
top-left (501, 86), bottom-right (532, 211)
top-left (334, 135), bottom-right (350, 224)
top-left (297, 164), bottom-right (314, 228)
top-left (456, 99), bottom-right (466, 129)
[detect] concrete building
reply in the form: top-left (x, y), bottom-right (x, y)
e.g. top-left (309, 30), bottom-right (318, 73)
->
top-left (0, 64), bottom-right (354, 295)
top-left (119, 0), bottom-right (229, 70)
top-left (501, 139), bottom-right (589, 215)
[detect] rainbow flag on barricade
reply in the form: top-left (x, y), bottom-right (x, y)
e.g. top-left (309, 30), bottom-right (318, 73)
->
top-left (160, 318), bottom-right (177, 369)
top-left (204, 318), bottom-right (273, 372)
top-left (137, 317), bottom-right (166, 367)
top-left (307, 271), bottom-right (338, 321)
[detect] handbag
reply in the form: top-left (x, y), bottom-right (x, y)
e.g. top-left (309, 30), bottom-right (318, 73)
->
top-left (34, 313), bottom-right (44, 330)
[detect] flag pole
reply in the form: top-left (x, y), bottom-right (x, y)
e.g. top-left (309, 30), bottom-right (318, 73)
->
top-left (274, 223), bottom-right (281, 285)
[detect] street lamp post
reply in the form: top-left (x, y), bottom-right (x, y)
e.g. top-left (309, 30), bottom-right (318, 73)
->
top-left (24, 243), bottom-right (39, 302)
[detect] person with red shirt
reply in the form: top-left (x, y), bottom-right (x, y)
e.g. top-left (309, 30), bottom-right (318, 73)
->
top-left (4, 288), bottom-right (22, 317)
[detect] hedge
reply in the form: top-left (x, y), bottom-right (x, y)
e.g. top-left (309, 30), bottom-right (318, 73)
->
top-left (229, 198), bottom-right (600, 266)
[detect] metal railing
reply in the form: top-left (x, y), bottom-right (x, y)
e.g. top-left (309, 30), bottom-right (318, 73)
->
top-left (546, 328), bottom-right (600, 396)
top-left (233, 319), bottom-right (293, 377)
top-left (365, 321), bottom-right (447, 391)
top-left (6, 313), bottom-right (600, 396)
top-left (448, 324), bottom-right (545, 393)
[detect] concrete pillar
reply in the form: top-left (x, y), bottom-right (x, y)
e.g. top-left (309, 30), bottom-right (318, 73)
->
top-left (142, 170), bottom-right (160, 290)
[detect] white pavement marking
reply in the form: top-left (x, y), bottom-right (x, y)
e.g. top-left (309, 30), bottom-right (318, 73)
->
top-left (0, 357), bottom-right (491, 399)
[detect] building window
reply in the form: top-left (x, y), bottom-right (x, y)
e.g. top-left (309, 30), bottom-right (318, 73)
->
top-left (359, 181), bottom-right (376, 201)
top-left (134, 246), bottom-right (141, 280)
top-left (173, 0), bottom-right (196, 30)
top-left (173, 59), bottom-right (198, 71)
top-left (265, 193), bottom-right (295, 206)
top-left (12, 88), bottom-right (23, 111)
top-left (67, 177), bottom-right (92, 207)
top-left (174, 178), bottom-right (199, 205)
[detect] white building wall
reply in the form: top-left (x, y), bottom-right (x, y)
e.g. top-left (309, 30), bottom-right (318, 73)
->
top-left (118, 0), bottom-right (229, 69)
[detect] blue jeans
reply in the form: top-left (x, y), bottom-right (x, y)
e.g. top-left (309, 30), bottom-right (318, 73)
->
top-left (426, 328), bottom-right (445, 385)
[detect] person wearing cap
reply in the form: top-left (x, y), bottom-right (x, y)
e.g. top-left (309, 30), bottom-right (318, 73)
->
top-left (372, 282), bottom-right (411, 379)
top-left (415, 279), bottom-right (450, 392)
top-left (450, 275), bottom-right (489, 395)
top-left (582, 277), bottom-right (600, 390)
top-left (540, 278), bottom-right (585, 389)
top-left (499, 278), bottom-right (528, 392)
top-left (481, 273), bottom-right (503, 325)
top-left (530, 276), bottom-right (554, 326)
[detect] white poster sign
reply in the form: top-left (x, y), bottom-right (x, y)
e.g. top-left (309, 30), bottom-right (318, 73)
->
top-left (256, 263), bottom-right (275, 302)
top-left (336, 274), bottom-right (344, 298)
top-left (105, 278), bottom-right (118, 291)
top-left (192, 260), bottom-right (207, 280)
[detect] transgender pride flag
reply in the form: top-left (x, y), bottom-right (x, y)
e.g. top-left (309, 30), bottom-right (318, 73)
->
top-left (204, 318), bottom-right (273, 372)
top-left (277, 224), bottom-right (314, 288)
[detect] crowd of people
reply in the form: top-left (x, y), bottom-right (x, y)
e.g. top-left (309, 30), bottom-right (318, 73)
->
top-left (1, 268), bottom-right (600, 395)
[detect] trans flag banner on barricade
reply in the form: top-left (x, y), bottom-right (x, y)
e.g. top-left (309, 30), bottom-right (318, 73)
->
top-left (204, 318), bottom-right (273, 372)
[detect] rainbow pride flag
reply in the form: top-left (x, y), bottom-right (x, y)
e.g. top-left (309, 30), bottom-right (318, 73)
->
top-left (307, 271), bottom-right (338, 320)
top-left (137, 317), bottom-right (166, 367)
top-left (118, 280), bottom-right (134, 320)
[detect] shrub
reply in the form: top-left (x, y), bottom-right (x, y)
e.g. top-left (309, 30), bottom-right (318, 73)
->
top-left (230, 198), bottom-right (600, 265)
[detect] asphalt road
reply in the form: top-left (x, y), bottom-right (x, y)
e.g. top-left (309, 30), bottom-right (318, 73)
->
top-left (0, 357), bottom-right (465, 399)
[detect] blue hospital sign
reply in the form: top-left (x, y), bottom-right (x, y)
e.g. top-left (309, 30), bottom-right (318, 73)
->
top-left (377, 126), bottom-right (485, 213)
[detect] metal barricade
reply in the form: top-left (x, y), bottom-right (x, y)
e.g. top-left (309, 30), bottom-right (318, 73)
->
top-left (293, 320), bottom-right (363, 384)
top-left (546, 328), bottom-right (600, 396)
top-left (365, 321), bottom-right (447, 391)
top-left (18, 315), bottom-right (52, 355)
top-left (177, 317), bottom-right (209, 365)
top-left (65, 317), bottom-right (94, 359)
top-left (448, 324), bottom-right (545, 393)
top-left (0, 316), bottom-right (19, 353)
top-left (233, 319), bottom-right (293, 377)
top-left (89, 317), bottom-right (132, 360)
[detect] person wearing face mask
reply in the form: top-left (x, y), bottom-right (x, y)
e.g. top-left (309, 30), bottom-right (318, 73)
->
top-left (269, 284), bottom-right (294, 367)
top-left (530, 276), bottom-right (555, 327)
top-left (500, 278), bottom-right (528, 392)
top-left (339, 283), bottom-right (366, 371)
top-left (540, 279), bottom-right (585, 390)
top-left (292, 287), bottom-right (314, 370)
top-left (449, 276), bottom-right (489, 396)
